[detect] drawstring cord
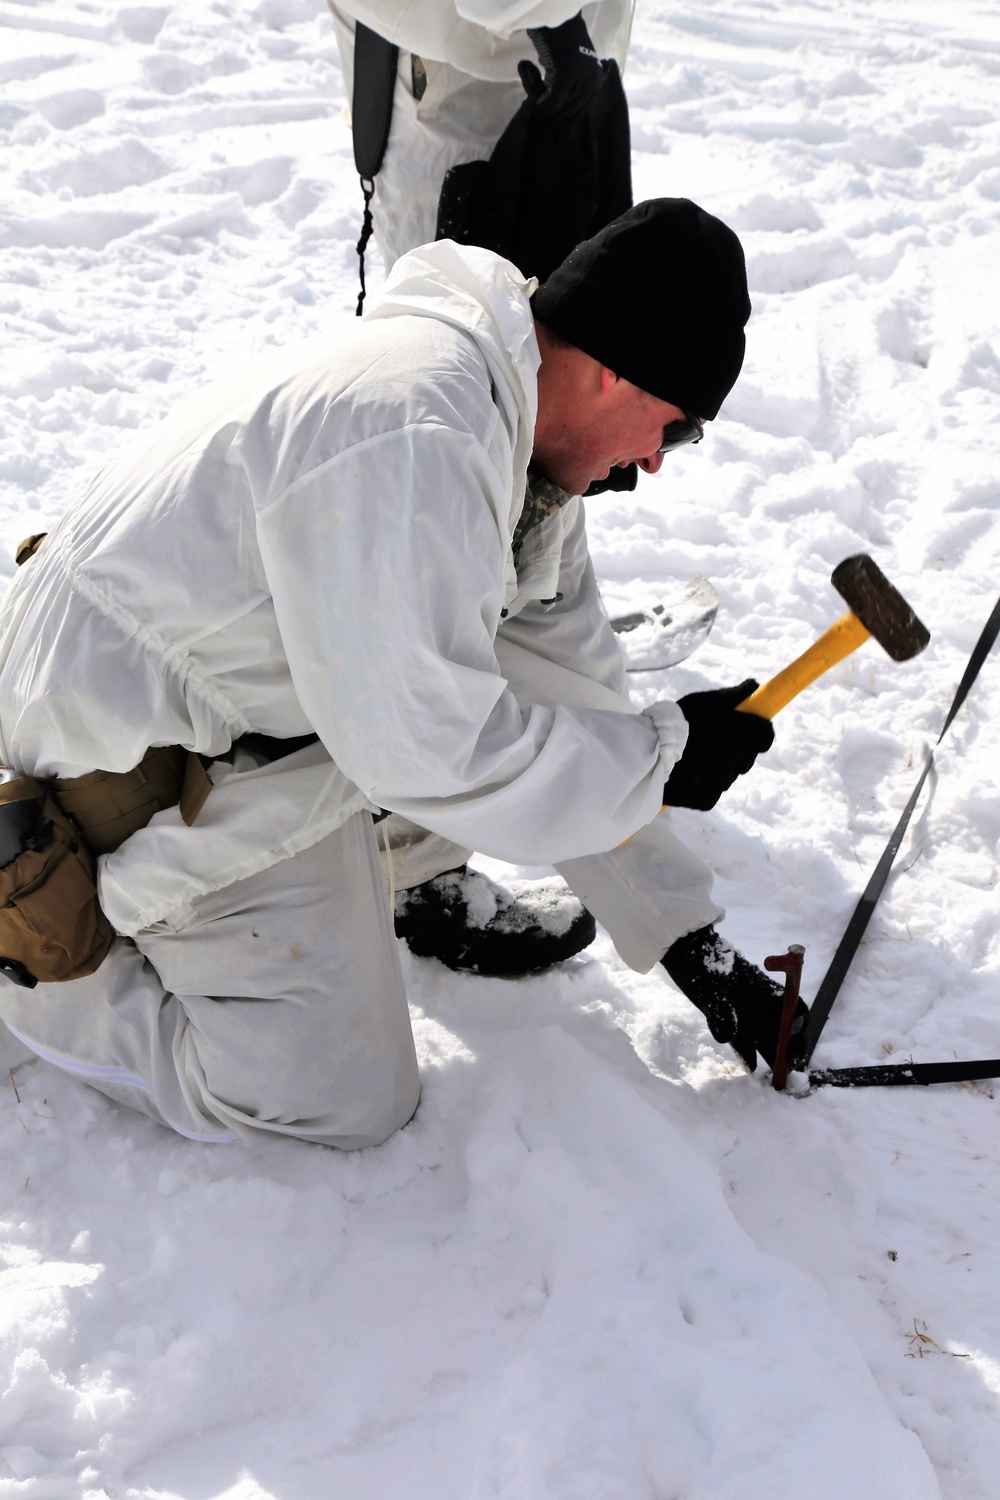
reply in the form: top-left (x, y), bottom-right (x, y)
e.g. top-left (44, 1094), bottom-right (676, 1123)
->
top-left (379, 813), bottom-right (396, 913)
top-left (355, 178), bottom-right (375, 317)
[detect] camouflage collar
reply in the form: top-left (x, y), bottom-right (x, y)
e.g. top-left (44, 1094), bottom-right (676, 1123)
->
top-left (512, 467), bottom-right (575, 564)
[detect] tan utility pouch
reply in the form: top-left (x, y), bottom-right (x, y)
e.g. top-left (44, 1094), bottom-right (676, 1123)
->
top-left (0, 748), bottom-right (213, 987)
top-left (4, 543), bottom-right (216, 983)
top-left (53, 745), bottom-right (212, 856)
top-left (0, 775), bottom-right (115, 984)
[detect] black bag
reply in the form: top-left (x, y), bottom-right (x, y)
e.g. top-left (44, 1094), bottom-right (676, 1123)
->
top-left (436, 57), bottom-right (631, 284)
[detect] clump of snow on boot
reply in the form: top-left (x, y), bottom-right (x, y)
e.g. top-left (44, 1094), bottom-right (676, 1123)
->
top-left (702, 930), bottom-right (737, 976)
top-left (394, 866), bottom-right (596, 972)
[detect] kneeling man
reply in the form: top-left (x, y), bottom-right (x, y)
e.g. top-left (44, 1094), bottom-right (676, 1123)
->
top-left (0, 200), bottom-right (796, 1147)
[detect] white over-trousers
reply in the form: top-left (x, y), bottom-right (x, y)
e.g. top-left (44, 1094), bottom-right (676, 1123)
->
top-left (329, 5), bottom-right (527, 271)
top-left (0, 800), bottom-right (719, 1148)
top-left (0, 812), bottom-right (421, 1148)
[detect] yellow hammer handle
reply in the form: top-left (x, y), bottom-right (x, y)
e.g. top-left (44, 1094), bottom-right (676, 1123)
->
top-left (645, 610), bottom-right (874, 833)
top-left (736, 611), bottom-right (871, 719)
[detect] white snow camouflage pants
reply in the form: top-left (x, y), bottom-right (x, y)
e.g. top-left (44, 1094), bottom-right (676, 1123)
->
top-left (0, 791), bottom-right (720, 1148)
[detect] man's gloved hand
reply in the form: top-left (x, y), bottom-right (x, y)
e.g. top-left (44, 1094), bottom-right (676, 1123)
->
top-left (519, 13), bottom-right (604, 117)
top-left (662, 679), bottom-right (774, 811)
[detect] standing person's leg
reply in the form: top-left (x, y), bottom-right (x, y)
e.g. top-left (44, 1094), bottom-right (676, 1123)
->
top-left (328, 3), bottom-right (524, 269)
top-left (0, 812), bottom-right (420, 1148)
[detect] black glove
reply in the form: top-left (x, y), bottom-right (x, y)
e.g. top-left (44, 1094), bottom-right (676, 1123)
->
top-left (519, 13), bottom-right (604, 118)
top-left (662, 679), bottom-right (774, 811)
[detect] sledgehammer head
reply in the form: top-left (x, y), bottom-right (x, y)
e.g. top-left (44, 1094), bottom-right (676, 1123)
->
top-left (831, 554), bottom-right (930, 662)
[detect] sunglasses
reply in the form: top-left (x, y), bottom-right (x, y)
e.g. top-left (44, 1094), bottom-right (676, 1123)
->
top-left (659, 413), bottom-right (704, 453)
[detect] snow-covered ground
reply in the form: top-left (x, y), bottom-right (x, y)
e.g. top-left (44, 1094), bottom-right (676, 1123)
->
top-left (1, 0), bottom-right (999, 1494)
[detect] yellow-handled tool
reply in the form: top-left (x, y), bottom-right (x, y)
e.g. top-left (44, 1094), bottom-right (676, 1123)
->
top-left (737, 553), bottom-right (930, 720)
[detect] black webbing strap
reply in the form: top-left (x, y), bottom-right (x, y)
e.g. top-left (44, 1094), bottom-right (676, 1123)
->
top-left (810, 1058), bottom-right (1000, 1088)
top-left (792, 753), bottom-right (933, 1067)
top-left (793, 592), bottom-right (1000, 1075)
top-left (352, 23), bottom-right (398, 316)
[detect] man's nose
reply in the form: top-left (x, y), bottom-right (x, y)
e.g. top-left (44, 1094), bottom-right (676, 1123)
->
top-left (638, 451), bottom-right (665, 475)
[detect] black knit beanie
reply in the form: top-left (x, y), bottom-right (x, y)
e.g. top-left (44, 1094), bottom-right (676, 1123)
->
top-left (532, 198), bottom-right (751, 420)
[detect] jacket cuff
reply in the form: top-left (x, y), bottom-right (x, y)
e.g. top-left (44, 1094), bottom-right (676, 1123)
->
top-left (644, 700), bottom-right (689, 780)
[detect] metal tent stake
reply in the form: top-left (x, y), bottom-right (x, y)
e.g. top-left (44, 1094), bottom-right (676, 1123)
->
top-left (758, 945), bottom-right (1000, 1092)
top-left (765, 945), bottom-right (805, 1092)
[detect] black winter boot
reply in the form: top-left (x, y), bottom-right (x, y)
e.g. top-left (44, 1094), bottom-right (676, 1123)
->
top-left (394, 866), bottom-right (596, 977)
top-left (661, 925), bottom-right (809, 1073)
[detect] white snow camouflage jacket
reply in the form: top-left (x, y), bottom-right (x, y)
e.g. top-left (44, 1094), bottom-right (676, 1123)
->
top-left (329, 0), bottom-right (634, 82)
top-left (0, 241), bottom-right (687, 934)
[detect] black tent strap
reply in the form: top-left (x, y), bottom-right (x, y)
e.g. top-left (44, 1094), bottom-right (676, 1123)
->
top-left (937, 592), bottom-right (1000, 744)
top-left (791, 590), bottom-right (1000, 1072)
top-left (792, 755), bottom-right (933, 1066)
top-left (809, 1058), bottom-right (1000, 1089)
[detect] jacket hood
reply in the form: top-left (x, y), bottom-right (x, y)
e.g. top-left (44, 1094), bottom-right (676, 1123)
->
top-left (364, 240), bottom-right (541, 462)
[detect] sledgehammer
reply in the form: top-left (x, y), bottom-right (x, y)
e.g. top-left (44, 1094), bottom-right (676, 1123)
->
top-left (737, 554), bottom-right (930, 719)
